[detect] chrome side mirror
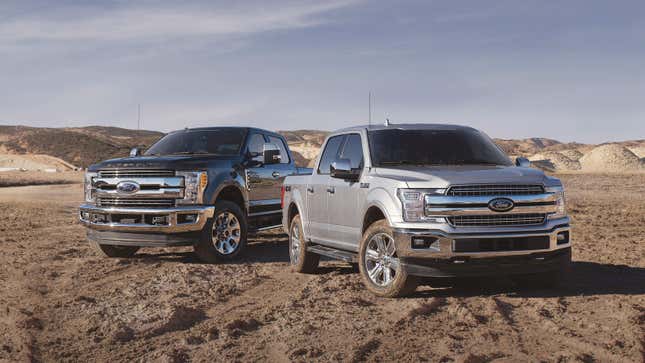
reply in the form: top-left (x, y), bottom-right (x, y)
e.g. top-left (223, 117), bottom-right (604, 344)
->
top-left (130, 147), bottom-right (140, 157)
top-left (331, 159), bottom-right (360, 181)
top-left (262, 143), bottom-right (281, 164)
top-left (515, 157), bottom-right (531, 168)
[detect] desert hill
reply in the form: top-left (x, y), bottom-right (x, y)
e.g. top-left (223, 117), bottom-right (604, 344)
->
top-left (0, 125), bottom-right (643, 172)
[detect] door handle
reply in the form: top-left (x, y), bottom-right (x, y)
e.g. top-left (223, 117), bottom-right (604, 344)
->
top-left (272, 171), bottom-right (280, 178)
top-left (307, 187), bottom-right (314, 193)
top-left (326, 187), bottom-right (335, 194)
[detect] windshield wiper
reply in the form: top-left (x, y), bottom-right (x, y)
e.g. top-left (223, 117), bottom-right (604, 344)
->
top-left (454, 160), bottom-right (501, 165)
top-left (168, 151), bottom-right (213, 155)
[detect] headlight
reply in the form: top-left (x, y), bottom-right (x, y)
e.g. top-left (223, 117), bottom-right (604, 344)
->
top-left (546, 186), bottom-right (567, 219)
top-left (177, 171), bottom-right (208, 205)
top-left (397, 188), bottom-right (446, 222)
top-left (84, 172), bottom-right (97, 203)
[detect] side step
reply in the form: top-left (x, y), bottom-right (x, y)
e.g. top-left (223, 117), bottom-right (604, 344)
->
top-left (307, 245), bottom-right (357, 263)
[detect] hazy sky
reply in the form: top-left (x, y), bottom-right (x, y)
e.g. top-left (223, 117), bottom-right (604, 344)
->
top-left (1, 0), bottom-right (644, 143)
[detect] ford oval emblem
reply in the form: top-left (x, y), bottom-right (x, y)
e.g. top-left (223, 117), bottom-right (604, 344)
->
top-left (488, 197), bottom-right (514, 212)
top-left (116, 181), bottom-right (140, 194)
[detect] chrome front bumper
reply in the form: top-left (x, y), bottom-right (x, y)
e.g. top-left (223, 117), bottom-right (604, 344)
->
top-left (79, 204), bottom-right (214, 233)
top-left (393, 218), bottom-right (571, 259)
top-left (392, 219), bottom-right (572, 278)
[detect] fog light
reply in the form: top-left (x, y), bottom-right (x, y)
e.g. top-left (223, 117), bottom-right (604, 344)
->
top-left (557, 231), bottom-right (569, 245)
top-left (177, 214), bottom-right (198, 224)
top-left (411, 236), bottom-right (440, 251)
top-left (81, 211), bottom-right (90, 220)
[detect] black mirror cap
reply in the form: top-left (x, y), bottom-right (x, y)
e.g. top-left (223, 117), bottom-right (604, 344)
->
top-left (515, 157), bottom-right (531, 168)
top-left (330, 159), bottom-right (360, 181)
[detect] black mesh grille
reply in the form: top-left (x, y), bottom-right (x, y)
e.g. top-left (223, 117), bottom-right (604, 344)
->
top-left (448, 213), bottom-right (546, 227)
top-left (97, 198), bottom-right (175, 208)
top-left (447, 184), bottom-right (544, 196)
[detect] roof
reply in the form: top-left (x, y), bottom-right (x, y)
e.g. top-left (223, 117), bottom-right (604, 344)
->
top-left (333, 123), bottom-right (476, 133)
top-left (167, 126), bottom-right (283, 138)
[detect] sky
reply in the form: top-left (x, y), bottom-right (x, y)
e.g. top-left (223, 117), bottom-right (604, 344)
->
top-left (1, 0), bottom-right (644, 143)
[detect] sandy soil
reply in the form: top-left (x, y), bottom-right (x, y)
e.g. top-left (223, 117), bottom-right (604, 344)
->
top-left (0, 174), bottom-right (643, 362)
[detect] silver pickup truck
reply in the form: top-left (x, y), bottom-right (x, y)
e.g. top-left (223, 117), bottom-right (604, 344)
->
top-left (281, 123), bottom-right (571, 297)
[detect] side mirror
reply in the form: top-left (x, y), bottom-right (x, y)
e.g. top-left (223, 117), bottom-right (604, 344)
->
top-left (130, 147), bottom-right (141, 157)
top-left (330, 159), bottom-right (360, 181)
top-left (515, 157), bottom-right (531, 168)
top-left (262, 143), bottom-right (281, 165)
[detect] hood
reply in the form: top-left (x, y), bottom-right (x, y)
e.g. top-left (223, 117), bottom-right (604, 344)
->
top-left (373, 165), bottom-right (547, 188)
top-left (88, 154), bottom-right (240, 172)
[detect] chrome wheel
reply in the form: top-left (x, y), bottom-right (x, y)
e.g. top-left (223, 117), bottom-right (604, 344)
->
top-left (364, 232), bottom-right (400, 287)
top-left (212, 211), bottom-right (241, 255)
top-left (289, 221), bottom-right (301, 265)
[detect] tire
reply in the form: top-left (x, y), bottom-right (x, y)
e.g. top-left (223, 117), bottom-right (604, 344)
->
top-left (288, 214), bottom-right (319, 273)
top-left (194, 201), bottom-right (248, 263)
top-left (358, 220), bottom-right (417, 297)
top-left (89, 240), bottom-right (139, 258)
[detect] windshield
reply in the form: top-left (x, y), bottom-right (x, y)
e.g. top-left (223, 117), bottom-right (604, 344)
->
top-left (145, 129), bottom-right (246, 156)
top-left (368, 128), bottom-right (512, 166)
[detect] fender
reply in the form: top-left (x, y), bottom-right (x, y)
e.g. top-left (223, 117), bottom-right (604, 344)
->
top-left (284, 186), bottom-right (309, 240)
top-left (363, 186), bottom-right (401, 228)
top-left (206, 169), bottom-right (248, 208)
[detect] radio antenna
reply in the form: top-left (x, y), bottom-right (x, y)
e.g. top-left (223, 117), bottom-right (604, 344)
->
top-left (368, 91), bottom-right (372, 127)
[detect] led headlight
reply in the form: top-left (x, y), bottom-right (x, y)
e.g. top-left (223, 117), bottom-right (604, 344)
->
top-left (397, 188), bottom-right (446, 222)
top-left (177, 171), bottom-right (208, 205)
top-left (84, 172), bottom-right (97, 203)
top-left (546, 185), bottom-right (567, 219)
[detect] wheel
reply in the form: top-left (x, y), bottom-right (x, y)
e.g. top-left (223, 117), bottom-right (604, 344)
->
top-left (358, 220), bottom-right (417, 297)
top-left (89, 240), bottom-right (139, 258)
top-left (289, 214), bottom-right (319, 273)
top-left (194, 201), bottom-right (248, 263)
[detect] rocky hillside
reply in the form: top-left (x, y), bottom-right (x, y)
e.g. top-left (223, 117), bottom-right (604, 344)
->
top-left (0, 125), bottom-right (643, 171)
top-left (0, 126), bottom-right (163, 168)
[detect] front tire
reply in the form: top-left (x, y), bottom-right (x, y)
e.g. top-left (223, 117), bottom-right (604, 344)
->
top-left (194, 201), bottom-right (248, 263)
top-left (358, 220), bottom-right (417, 297)
top-left (288, 214), bottom-right (319, 273)
top-left (89, 240), bottom-right (139, 258)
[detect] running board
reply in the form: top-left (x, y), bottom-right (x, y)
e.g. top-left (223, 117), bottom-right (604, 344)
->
top-left (307, 245), bottom-right (357, 263)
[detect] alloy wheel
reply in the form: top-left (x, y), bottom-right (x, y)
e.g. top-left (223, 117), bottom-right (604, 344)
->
top-left (364, 232), bottom-right (400, 287)
top-left (212, 211), bottom-right (241, 255)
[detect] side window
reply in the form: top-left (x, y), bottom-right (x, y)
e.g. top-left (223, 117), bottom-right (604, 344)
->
top-left (339, 134), bottom-right (364, 170)
top-left (317, 135), bottom-right (345, 174)
top-left (268, 136), bottom-right (290, 164)
top-left (246, 133), bottom-right (266, 161)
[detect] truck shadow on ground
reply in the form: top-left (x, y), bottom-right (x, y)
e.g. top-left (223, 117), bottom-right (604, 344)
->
top-left (410, 261), bottom-right (645, 298)
top-left (131, 236), bottom-right (645, 298)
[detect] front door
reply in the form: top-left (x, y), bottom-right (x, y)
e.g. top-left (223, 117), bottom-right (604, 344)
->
top-left (306, 135), bottom-right (345, 243)
top-left (245, 133), bottom-right (278, 217)
top-left (326, 133), bottom-right (366, 251)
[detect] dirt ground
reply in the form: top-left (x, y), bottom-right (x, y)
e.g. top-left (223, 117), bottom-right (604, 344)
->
top-left (0, 171), bottom-right (82, 187)
top-left (0, 174), bottom-right (643, 363)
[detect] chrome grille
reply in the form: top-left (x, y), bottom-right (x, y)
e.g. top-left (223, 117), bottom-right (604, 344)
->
top-left (97, 198), bottom-right (175, 208)
top-left (447, 184), bottom-right (544, 196)
top-left (98, 170), bottom-right (175, 178)
top-left (448, 213), bottom-right (546, 227)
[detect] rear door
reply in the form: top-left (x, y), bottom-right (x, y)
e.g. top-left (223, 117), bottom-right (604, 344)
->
top-left (306, 135), bottom-right (345, 242)
top-left (327, 133), bottom-right (366, 250)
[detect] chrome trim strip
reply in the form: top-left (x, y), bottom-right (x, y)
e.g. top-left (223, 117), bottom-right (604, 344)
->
top-left (94, 177), bottom-right (184, 188)
top-left (426, 205), bottom-right (555, 216)
top-left (425, 193), bottom-right (557, 206)
top-left (94, 188), bottom-right (184, 199)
